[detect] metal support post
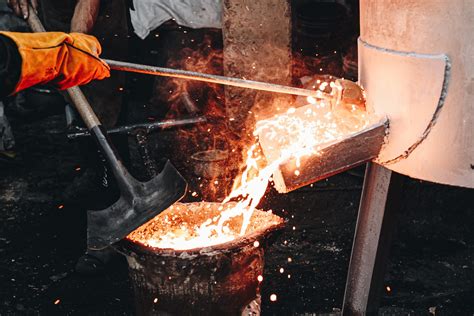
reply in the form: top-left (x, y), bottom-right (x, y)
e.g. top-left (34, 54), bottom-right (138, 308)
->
top-left (342, 162), bottom-right (403, 315)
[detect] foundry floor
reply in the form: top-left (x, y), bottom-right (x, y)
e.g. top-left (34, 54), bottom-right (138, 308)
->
top-left (0, 111), bottom-right (472, 315)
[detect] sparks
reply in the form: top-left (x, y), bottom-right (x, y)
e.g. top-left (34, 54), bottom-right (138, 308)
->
top-left (128, 92), bottom-right (373, 250)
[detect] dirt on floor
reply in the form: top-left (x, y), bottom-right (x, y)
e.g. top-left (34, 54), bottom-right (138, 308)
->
top-left (0, 106), bottom-right (473, 315)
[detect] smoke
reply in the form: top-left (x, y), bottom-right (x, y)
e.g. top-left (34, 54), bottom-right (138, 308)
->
top-left (150, 30), bottom-right (240, 201)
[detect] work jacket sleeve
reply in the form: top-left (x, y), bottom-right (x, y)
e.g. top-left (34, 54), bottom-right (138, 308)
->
top-left (0, 34), bottom-right (21, 98)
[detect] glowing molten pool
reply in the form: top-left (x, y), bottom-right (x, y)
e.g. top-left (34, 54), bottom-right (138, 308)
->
top-left (127, 202), bottom-right (284, 250)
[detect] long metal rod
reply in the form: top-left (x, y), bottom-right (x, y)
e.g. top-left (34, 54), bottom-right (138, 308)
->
top-left (67, 116), bottom-right (207, 139)
top-left (104, 59), bottom-right (329, 100)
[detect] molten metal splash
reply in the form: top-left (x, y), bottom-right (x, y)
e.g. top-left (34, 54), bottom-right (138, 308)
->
top-left (129, 83), bottom-right (373, 250)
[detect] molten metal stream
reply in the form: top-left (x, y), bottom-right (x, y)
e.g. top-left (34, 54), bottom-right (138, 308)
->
top-left (129, 81), bottom-right (374, 250)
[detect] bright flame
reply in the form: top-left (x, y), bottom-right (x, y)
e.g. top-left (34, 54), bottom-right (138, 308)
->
top-left (130, 84), bottom-right (373, 250)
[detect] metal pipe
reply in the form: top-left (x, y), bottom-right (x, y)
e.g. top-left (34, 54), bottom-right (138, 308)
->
top-left (104, 59), bottom-right (329, 100)
top-left (67, 116), bottom-right (207, 139)
top-left (342, 163), bottom-right (402, 315)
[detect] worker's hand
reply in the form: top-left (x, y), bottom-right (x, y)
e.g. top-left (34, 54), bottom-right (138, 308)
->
top-left (7, 0), bottom-right (38, 19)
top-left (56, 32), bottom-right (110, 89)
top-left (0, 31), bottom-right (110, 95)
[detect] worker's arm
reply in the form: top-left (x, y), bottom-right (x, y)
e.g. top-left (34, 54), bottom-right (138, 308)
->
top-left (7, 0), bottom-right (38, 19)
top-left (0, 35), bottom-right (21, 97)
top-left (0, 32), bottom-right (110, 97)
top-left (71, 0), bottom-right (100, 34)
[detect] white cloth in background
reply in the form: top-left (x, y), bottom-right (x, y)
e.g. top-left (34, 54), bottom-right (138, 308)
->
top-left (130, 0), bottom-right (222, 39)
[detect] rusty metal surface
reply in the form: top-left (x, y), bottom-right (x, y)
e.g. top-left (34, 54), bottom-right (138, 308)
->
top-left (222, 0), bottom-right (293, 133)
top-left (117, 221), bottom-right (284, 316)
top-left (121, 241), bottom-right (263, 315)
top-left (259, 118), bottom-right (388, 194)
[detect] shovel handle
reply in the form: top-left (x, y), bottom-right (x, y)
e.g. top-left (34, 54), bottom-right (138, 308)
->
top-left (26, 6), bottom-right (126, 185)
top-left (26, 6), bottom-right (101, 130)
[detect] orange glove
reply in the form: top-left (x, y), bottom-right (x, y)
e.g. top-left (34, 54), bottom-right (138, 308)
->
top-left (0, 31), bottom-right (110, 95)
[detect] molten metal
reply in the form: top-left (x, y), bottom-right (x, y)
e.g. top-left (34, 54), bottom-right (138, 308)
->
top-left (122, 202), bottom-right (284, 315)
top-left (130, 80), bottom-right (377, 249)
top-left (127, 202), bottom-right (283, 250)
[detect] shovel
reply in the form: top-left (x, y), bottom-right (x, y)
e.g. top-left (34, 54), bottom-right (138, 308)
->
top-left (26, 7), bottom-right (187, 250)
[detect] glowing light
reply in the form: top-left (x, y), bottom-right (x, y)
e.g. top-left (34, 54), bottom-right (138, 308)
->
top-left (279, 268), bottom-right (284, 273)
top-left (287, 257), bottom-right (292, 263)
top-left (57, 204), bottom-right (64, 210)
top-left (270, 294), bottom-right (277, 302)
top-left (128, 202), bottom-right (283, 250)
top-left (257, 275), bottom-right (263, 282)
top-left (54, 299), bottom-right (60, 305)
top-left (153, 298), bottom-right (158, 303)
top-left (307, 96), bottom-right (317, 104)
top-left (128, 89), bottom-right (373, 250)
top-left (386, 286), bottom-right (391, 292)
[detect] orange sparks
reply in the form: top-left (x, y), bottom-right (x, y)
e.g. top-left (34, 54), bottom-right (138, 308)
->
top-left (57, 204), bottom-right (64, 210)
top-left (128, 85), bottom-right (373, 250)
top-left (54, 299), bottom-right (60, 305)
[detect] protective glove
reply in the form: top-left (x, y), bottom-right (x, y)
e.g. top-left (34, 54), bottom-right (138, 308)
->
top-left (0, 31), bottom-right (110, 95)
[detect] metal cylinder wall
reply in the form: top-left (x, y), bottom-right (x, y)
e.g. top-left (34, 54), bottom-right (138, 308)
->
top-left (359, 0), bottom-right (473, 188)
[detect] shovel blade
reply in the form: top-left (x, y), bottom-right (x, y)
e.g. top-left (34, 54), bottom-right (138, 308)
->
top-left (87, 160), bottom-right (187, 250)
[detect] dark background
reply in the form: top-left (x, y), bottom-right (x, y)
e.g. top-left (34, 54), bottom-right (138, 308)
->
top-left (0, 0), bottom-right (473, 315)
